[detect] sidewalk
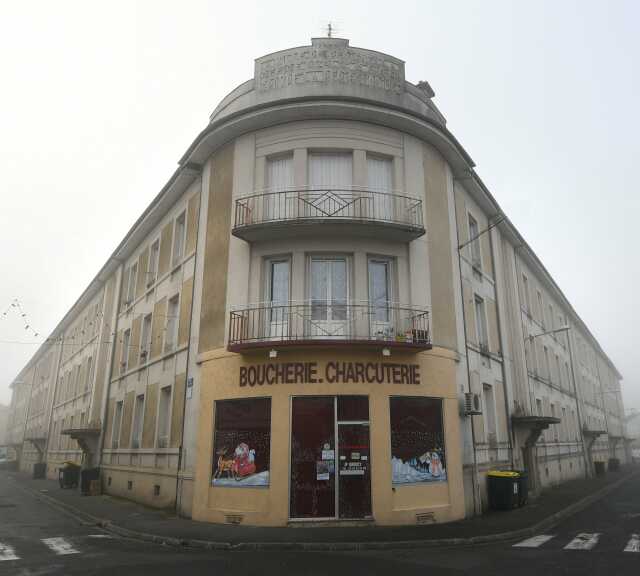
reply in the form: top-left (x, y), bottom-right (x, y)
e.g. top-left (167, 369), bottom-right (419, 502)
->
top-left (5, 466), bottom-right (638, 550)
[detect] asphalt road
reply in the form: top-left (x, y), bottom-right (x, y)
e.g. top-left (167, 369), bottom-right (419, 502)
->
top-left (1, 472), bottom-right (638, 575)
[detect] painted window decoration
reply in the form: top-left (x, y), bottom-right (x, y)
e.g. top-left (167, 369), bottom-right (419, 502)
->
top-left (212, 398), bottom-right (271, 487)
top-left (390, 396), bottom-right (447, 484)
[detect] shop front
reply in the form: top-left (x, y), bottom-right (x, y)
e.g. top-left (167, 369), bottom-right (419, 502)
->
top-left (192, 348), bottom-right (464, 526)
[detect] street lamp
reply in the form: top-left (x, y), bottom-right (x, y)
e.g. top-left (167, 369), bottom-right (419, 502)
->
top-left (526, 325), bottom-right (570, 341)
top-left (524, 324), bottom-right (592, 477)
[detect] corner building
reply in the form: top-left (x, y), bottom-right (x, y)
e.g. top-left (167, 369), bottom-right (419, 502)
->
top-left (6, 38), bottom-right (627, 526)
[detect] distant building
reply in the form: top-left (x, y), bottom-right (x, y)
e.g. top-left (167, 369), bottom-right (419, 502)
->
top-left (626, 411), bottom-right (640, 442)
top-left (5, 37), bottom-right (628, 526)
top-left (0, 404), bottom-right (8, 447)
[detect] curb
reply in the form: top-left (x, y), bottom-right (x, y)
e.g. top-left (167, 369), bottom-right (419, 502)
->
top-left (14, 469), bottom-right (640, 551)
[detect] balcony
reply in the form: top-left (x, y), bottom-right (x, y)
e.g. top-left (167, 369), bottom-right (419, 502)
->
top-left (232, 188), bottom-right (425, 242)
top-left (228, 301), bottom-right (431, 352)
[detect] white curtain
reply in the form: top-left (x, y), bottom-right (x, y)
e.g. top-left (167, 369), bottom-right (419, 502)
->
top-left (265, 155), bottom-right (294, 220)
top-left (308, 153), bottom-right (353, 189)
top-left (367, 156), bottom-right (393, 221)
top-left (367, 156), bottom-right (393, 191)
top-left (308, 153), bottom-right (353, 218)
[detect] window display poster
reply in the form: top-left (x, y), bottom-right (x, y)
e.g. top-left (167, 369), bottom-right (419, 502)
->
top-left (390, 397), bottom-right (447, 484)
top-left (212, 397), bottom-right (271, 487)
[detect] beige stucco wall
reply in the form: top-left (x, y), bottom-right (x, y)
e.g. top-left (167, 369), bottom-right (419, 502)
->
top-left (191, 346), bottom-right (464, 527)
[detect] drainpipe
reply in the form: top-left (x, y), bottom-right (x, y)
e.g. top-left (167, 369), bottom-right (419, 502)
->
top-left (487, 225), bottom-right (516, 469)
top-left (97, 260), bottom-right (125, 467)
top-left (175, 186), bottom-right (203, 517)
top-left (566, 327), bottom-right (589, 478)
top-left (451, 185), bottom-right (481, 516)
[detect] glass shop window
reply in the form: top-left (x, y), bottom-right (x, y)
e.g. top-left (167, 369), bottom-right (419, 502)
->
top-left (390, 397), bottom-right (447, 484)
top-left (212, 398), bottom-right (271, 487)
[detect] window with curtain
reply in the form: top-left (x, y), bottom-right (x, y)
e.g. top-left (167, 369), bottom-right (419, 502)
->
top-left (265, 155), bottom-right (294, 221)
top-left (308, 153), bottom-right (353, 218)
top-left (367, 155), bottom-right (393, 220)
top-left (310, 257), bottom-right (348, 324)
top-left (266, 258), bottom-right (290, 335)
top-left (368, 258), bottom-right (391, 324)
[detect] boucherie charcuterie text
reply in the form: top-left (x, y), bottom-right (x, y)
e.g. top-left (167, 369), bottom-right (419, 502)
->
top-left (239, 361), bottom-right (420, 387)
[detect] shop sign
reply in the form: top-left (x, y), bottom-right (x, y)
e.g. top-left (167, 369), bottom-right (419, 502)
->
top-left (239, 361), bottom-right (420, 387)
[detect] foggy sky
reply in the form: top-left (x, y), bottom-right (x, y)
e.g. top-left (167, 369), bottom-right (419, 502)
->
top-left (0, 0), bottom-right (638, 412)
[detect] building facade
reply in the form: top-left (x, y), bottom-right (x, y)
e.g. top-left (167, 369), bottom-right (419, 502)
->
top-left (5, 38), bottom-right (628, 525)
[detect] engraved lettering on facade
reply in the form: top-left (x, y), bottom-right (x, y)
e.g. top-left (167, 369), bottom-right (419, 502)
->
top-left (256, 46), bottom-right (404, 94)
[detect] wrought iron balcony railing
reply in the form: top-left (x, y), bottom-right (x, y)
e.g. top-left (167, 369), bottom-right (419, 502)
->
top-left (228, 301), bottom-right (431, 351)
top-left (232, 188), bottom-right (425, 242)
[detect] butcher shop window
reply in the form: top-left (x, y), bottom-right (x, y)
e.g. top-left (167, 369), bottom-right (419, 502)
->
top-left (212, 398), bottom-right (271, 487)
top-left (390, 397), bottom-right (447, 484)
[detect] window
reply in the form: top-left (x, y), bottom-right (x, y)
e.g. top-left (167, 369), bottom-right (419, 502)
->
top-left (265, 155), bottom-right (294, 220)
top-left (212, 398), bottom-right (271, 487)
top-left (121, 329), bottom-right (131, 372)
top-left (266, 258), bottom-right (290, 337)
top-left (308, 153), bottom-right (353, 216)
top-left (555, 354), bottom-right (562, 387)
top-left (164, 295), bottom-right (179, 352)
top-left (125, 263), bottom-right (137, 307)
top-left (172, 212), bottom-right (186, 266)
top-left (390, 397), bottom-right (447, 483)
top-left (140, 313), bottom-right (152, 362)
top-left (309, 256), bottom-right (349, 337)
top-left (562, 407), bottom-right (567, 441)
top-left (309, 152), bottom-right (352, 189)
top-left (536, 398), bottom-right (543, 416)
top-left (483, 383), bottom-right (497, 444)
top-left (474, 295), bottom-right (489, 351)
top-left (468, 214), bottom-right (482, 268)
top-left (565, 363), bottom-right (571, 389)
top-left (367, 154), bottom-right (393, 220)
top-left (548, 304), bottom-right (554, 332)
top-left (85, 357), bottom-right (93, 392)
top-left (543, 346), bottom-right (551, 381)
top-left (148, 239), bottom-right (160, 287)
top-left (368, 258), bottom-right (392, 330)
top-left (112, 401), bottom-right (123, 448)
top-left (157, 386), bottom-right (171, 448)
top-left (521, 274), bottom-right (531, 313)
top-left (131, 394), bottom-right (145, 449)
top-left (537, 290), bottom-right (544, 327)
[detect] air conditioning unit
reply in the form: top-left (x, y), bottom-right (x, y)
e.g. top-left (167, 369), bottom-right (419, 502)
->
top-left (464, 392), bottom-right (483, 416)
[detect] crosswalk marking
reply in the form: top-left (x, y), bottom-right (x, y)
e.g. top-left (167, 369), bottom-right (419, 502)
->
top-left (41, 537), bottom-right (80, 555)
top-left (624, 534), bottom-right (640, 553)
top-left (513, 535), bottom-right (556, 548)
top-left (0, 542), bottom-right (19, 561)
top-left (563, 533), bottom-right (601, 550)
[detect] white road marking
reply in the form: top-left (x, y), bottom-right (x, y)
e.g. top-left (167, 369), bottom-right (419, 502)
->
top-left (624, 534), bottom-right (640, 553)
top-left (513, 534), bottom-right (556, 548)
top-left (42, 537), bottom-right (80, 555)
top-left (87, 534), bottom-right (112, 539)
top-left (0, 542), bottom-right (19, 561)
top-left (564, 533), bottom-right (601, 550)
